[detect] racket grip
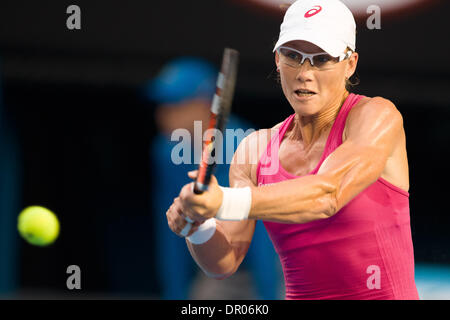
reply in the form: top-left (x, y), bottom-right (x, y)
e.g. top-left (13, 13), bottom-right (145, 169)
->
top-left (193, 182), bottom-right (206, 195)
top-left (193, 164), bottom-right (215, 194)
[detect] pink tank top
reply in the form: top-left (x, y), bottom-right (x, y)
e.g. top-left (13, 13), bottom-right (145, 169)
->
top-left (256, 93), bottom-right (419, 300)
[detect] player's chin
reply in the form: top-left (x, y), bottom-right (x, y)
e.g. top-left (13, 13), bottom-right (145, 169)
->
top-left (291, 98), bottom-right (321, 115)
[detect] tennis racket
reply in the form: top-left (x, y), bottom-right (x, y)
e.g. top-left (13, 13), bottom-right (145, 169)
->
top-left (193, 48), bottom-right (239, 194)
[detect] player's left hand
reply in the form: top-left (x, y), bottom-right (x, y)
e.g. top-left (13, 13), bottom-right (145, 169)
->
top-left (178, 170), bottom-right (223, 223)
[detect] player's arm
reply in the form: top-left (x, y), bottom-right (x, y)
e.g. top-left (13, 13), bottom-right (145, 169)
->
top-left (249, 97), bottom-right (404, 223)
top-left (185, 130), bottom-right (269, 279)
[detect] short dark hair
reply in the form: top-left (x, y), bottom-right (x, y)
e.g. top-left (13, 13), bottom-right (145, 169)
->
top-left (345, 74), bottom-right (360, 91)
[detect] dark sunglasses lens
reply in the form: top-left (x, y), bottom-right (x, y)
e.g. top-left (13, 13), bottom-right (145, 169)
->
top-left (313, 54), bottom-right (335, 67)
top-left (280, 48), bottom-right (301, 64)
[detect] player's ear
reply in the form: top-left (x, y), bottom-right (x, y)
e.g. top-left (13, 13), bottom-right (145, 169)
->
top-left (275, 51), bottom-right (280, 71)
top-left (345, 51), bottom-right (358, 79)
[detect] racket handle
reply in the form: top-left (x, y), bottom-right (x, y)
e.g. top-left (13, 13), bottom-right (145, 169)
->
top-left (193, 48), bottom-right (239, 194)
top-left (193, 163), bottom-right (216, 194)
top-left (193, 182), bottom-right (206, 195)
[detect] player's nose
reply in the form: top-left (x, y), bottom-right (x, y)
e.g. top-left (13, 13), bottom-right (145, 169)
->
top-left (295, 60), bottom-right (315, 81)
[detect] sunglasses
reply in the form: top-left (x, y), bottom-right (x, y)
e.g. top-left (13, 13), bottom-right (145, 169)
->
top-left (277, 46), bottom-right (353, 69)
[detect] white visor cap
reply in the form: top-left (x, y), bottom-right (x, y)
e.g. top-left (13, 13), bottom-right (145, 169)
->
top-left (273, 0), bottom-right (356, 57)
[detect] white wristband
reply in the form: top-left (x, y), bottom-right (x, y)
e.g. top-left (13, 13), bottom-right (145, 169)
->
top-left (215, 186), bottom-right (252, 221)
top-left (186, 218), bottom-right (217, 245)
top-left (179, 222), bottom-right (192, 237)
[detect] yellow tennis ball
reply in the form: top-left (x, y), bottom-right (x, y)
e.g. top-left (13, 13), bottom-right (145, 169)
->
top-left (17, 206), bottom-right (60, 246)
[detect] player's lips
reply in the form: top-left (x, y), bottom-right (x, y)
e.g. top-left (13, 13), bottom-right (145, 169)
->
top-left (294, 88), bottom-right (317, 99)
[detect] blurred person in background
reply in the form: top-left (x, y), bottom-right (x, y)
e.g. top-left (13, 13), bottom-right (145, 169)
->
top-left (0, 61), bottom-right (22, 297)
top-left (146, 57), bottom-right (281, 299)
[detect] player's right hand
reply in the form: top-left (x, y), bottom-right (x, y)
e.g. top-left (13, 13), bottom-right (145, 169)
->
top-left (166, 197), bottom-right (202, 238)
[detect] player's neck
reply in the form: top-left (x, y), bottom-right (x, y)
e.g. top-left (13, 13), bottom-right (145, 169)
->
top-left (289, 90), bottom-right (349, 149)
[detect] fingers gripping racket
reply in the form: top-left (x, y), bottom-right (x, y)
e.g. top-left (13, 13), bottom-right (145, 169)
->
top-left (193, 48), bottom-right (239, 194)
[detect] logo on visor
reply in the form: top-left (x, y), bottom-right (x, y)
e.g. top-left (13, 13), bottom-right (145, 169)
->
top-left (304, 5), bottom-right (322, 18)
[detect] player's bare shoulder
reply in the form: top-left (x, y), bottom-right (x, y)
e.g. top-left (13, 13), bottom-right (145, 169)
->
top-left (343, 96), bottom-right (404, 142)
top-left (230, 122), bottom-right (283, 186)
top-left (343, 95), bottom-right (409, 191)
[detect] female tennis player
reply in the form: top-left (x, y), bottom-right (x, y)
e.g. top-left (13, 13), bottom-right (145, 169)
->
top-left (166, 0), bottom-right (419, 299)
